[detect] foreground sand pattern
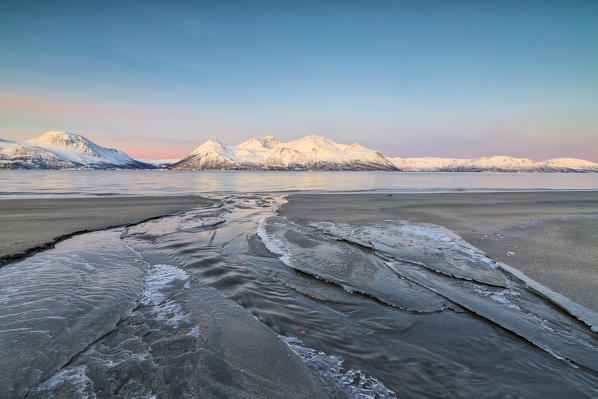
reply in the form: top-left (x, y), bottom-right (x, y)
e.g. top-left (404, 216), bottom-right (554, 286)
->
top-left (1, 192), bottom-right (597, 398)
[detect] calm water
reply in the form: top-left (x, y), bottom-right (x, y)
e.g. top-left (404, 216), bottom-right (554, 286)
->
top-left (1, 170), bottom-right (597, 198)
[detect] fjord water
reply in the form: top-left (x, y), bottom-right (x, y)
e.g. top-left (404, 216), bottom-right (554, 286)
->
top-left (2, 194), bottom-right (597, 398)
top-left (1, 170), bottom-right (598, 198)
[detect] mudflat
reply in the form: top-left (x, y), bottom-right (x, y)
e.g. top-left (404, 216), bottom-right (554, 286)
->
top-left (3, 191), bottom-right (597, 312)
top-left (280, 191), bottom-right (598, 312)
top-left (0, 196), bottom-right (214, 262)
top-left (2, 192), bottom-right (598, 397)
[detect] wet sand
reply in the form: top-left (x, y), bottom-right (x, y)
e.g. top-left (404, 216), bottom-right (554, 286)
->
top-left (2, 192), bottom-right (598, 398)
top-left (0, 196), bottom-right (214, 264)
top-left (2, 191), bottom-right (596, 310)
top-left (1, 219), bottom-right (342, 398)
top-left (280, 191), bottom-right (598, 312)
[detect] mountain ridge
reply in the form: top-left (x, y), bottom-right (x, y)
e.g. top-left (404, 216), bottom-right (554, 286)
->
top-left (0, 131), bottom-right (151, 169)
top-left (170, 135), bottom-right (598, 172)
top-left (390, 155), bottom-right (598, 172)
top-left (170, 135), bottom-right (397, 171)
top-left (1, 132), bottom-right (596, 172)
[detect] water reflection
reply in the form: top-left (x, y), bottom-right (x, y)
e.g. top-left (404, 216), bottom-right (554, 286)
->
top-left (1, 170), bottom-right (597, 198)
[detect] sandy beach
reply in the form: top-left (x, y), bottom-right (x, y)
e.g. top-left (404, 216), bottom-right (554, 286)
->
top-left (2, 191), bottom-right (596, 310)
top-left (2, 191), bottom-right (598, 398)
top-left (280, 191), bottom-right (598, 312)
top-left (0, 196), bottom-right (214, 264)
top-left (0, 195), bottom-right (342, 399)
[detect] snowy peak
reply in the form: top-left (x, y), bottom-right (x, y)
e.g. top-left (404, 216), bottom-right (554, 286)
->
top-left (459, 156), bottom-right (537, 171)
top-left (173, 133), bottom-right (598, 172)
top-left (540, 158), bottom-right (598, 170)
top-left (264, 146), bottom-right (308, 169)
top-left (28, 131), bottom-right (120, 162)
top-left (173, 135), bottom-right (597, 172)
top-left (171, 135), bottom-right (398, 170)
top-left (392, 157), bottom-right (466, 171)
top-left (235, 136), bottom-right (282, 165)
top-left (4, 131), bottom-right (595, 172)
top-left (391, 155), bottom-right (598, 172)
top-left (339, 142), bottom-right (368, 151)
top-left (237, 136), bottom-right (281, 151)
top-left (169, 139), bottom-right (234, 170)
top-left (30, 131), bottom-right (94, 148)
top-left (284, 135), bottom-right (341, 154)
top-left (189, 139), bottom-right (234, 157)
top-left (471, 155), bottom-right (535, 164)
top-left (1, 131), bottom-right (151, 169)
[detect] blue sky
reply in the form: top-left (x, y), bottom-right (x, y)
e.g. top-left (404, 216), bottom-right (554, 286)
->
top-left (1, 0), bottom-right (597, 160)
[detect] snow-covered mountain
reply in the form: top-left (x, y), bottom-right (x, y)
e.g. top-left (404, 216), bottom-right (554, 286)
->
top-left (391, 156), bottom-right (598, 172)
top-left (391, 157), bottom-right (469, 172)
top-left (2, 131), bottom-right (596, 172)
top-left (0, 131), bottom-right (152, 169)
top-left (536, 158), bottom-right (598, 172)
top-left (171, 135), bottom-right (598, 172)
top-left (170, 135), bottom-right (397, 170)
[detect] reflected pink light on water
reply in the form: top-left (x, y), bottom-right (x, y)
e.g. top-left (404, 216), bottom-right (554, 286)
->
top-left (1, 171), bottom-right (598, 199)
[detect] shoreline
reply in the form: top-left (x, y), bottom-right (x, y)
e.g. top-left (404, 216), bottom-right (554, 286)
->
top-left (0, 196), bottom-right (214, 265)
top-left (3, 188), bottom-right (598, 202)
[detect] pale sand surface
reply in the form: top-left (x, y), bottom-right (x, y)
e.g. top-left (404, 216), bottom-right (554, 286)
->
top-left (0, 196), bottom-right (214, 263)
top-left (280, 191), bottom-right (598, 312)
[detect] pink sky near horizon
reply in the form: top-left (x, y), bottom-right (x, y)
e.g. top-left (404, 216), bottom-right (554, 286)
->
top-left (1, 92), bottom-right (596, 162)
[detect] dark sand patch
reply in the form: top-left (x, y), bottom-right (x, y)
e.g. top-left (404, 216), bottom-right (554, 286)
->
top-left (0, 196), bottom-right (214, 263)
top-left (280, 191), bottom-right (598, 312)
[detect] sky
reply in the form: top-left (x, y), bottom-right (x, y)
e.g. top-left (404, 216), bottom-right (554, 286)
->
top-left (1, 0), bottom-right (597, 161)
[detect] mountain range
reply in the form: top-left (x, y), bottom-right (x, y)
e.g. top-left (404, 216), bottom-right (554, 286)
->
top-left (169, 135), bottom-right (396, 170)
top-left (1, 131), bottom-right (597, 172)
top-left (170, 135), bottom-right (598, 172)
top-left (391, 156), bottom-right (598, 172)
